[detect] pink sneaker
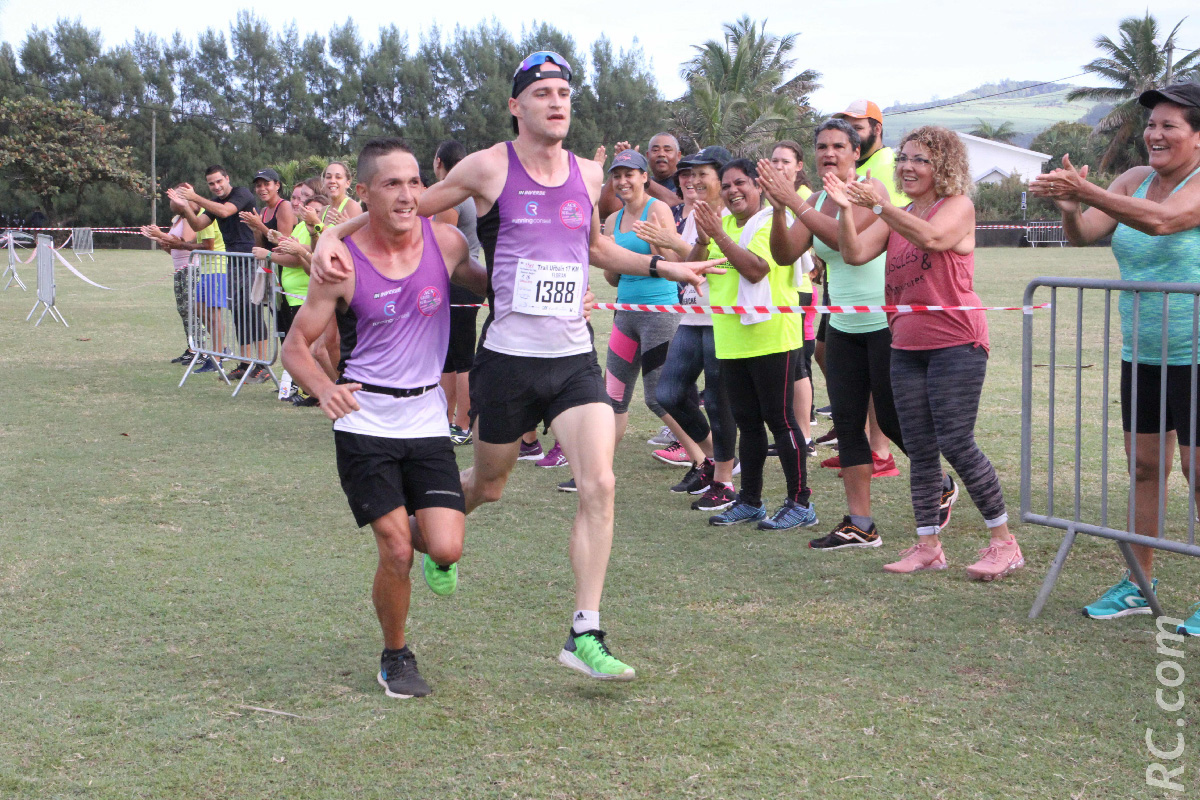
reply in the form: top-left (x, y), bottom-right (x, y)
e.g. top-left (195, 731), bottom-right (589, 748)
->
top-left (652, 441), bottom-right (691, 466)
top-left (535, 441), bottom-right (568, 468)
top-left (882, 540), bottom-right (947, 573)
top-left (966, 538), bottom-right (1025, 582)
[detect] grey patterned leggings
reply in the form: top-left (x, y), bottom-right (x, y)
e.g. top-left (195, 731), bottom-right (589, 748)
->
top-left (890, 344), bottom-right (1008, 533)
top-left (605, 310), bottom-right (680, 416)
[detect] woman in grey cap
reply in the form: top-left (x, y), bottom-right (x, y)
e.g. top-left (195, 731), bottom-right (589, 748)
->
top-left (1032, 82), bottom-right (1200, 630)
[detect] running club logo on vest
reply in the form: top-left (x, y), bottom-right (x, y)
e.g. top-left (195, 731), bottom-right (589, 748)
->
top-left (383, 301), bottom-right (397, 317)
top-left (559, 200), bottom-right (584, 230)
top-left (525, 201), bottom-right (539, 216)
top-left (417, 286), bottom-right (442, 316)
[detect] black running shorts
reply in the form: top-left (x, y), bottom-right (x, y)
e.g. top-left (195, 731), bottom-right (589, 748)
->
top-left (443, 306), bottom-right (480, 373)
top-left (469, 348), bottom-right (608, 444)
top-left (1121, 360), bottom-right (1200, 446)
top-left (334, 432), bottom-right (465, 527)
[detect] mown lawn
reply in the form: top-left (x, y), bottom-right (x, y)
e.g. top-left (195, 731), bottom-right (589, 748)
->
top-left (0, 245), bottom-right (1195, 799)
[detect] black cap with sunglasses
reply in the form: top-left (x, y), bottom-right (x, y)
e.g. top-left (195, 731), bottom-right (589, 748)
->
top-left (510, 51), bottom-right (573, 134)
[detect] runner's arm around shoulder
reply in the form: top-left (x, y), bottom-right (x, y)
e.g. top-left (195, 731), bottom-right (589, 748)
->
top-left (281, 276), bottom-right (360, 421)
top-left (308, 213), bottom-right (369, 283)
top-left (419, 146), bottom-right (506, 218)
top-left (435, 224), bottom-right (488, 297)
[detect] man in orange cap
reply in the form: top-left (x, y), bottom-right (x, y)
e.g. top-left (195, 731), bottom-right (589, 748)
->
top-left (834, 100), bottom-right (908, 205)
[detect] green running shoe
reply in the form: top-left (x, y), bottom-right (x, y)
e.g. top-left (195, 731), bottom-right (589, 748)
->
top-left (558, 628), bottom-right (636, 681)
top-left (1177, 602), bottom-right (1200, 636)
top-left (423, 554), bottom-right (457, 597)
top-left (1082, 572), bottom-right (1155, 619)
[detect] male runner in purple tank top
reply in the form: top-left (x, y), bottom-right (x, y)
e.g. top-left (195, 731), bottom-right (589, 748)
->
top-left (283, 138), bottom-right (488, 699)
top-left (313, 54), bottom-right (724, 683)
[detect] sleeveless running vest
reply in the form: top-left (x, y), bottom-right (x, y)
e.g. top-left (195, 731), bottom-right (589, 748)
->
top-left (478, 142), bottom-right (593, 358)
top-left (334, 216), bottom-right (450, 439)
top-left (341, 217), bottom-right (450, 389)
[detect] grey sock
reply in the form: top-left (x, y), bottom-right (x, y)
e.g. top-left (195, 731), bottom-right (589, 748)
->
top-left (942, 473), bottom-right (953, 491)
top-left (850, 514), bottom-right (874, 530)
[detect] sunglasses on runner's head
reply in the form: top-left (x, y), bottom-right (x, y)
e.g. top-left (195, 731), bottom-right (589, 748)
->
top-left (515, 51), bottom-right (572, 82)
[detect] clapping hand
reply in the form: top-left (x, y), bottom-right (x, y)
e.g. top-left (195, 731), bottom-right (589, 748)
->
top-left (692, 200), bottom-right (724, 246)
top-left (1029, 155), bottom-right (1089, 212)
top-left (821, 172), bottom-right (854, 210)
top-left (756, 159), bottom-right (799, 212)
top-left (240, 208), bottom-right (268, 235)
top-left (631, 217), bottom-right (686, 254)
top-left (592, 145), bottom-right (607, 165)
top-left (843, 170), bottom-right (886, 209)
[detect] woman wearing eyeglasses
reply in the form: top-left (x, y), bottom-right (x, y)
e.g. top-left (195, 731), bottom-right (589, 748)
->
top-left (824, 125), bottom-right (1022, 581)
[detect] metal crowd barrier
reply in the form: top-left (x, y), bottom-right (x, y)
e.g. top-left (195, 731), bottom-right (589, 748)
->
top-left (1021, 277), bottom-right (1200, 619)
top-left (3, 229), bottom-right (31, 290)
top-left (25, 235), bottom-right (67, 326)
top-left (1026, 222), bottom-right (1067, 248)
top-left (179, 250), bottom-right (280, 397)
top-left (71, 227), bottom-right (94, 261)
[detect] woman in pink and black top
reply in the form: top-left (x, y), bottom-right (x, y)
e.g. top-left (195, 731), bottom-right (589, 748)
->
top-left (823, 125), bottom-right (1022, 581)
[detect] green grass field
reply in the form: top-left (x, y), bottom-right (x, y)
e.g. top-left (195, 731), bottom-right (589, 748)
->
top-left (1, 245), bottom-right (1197, 799)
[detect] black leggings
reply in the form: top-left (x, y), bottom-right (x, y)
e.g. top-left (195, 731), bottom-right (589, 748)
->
top-left (721, 349), bottom-right (810, 506)
top-left (826, 326), bottom-right (905, 468)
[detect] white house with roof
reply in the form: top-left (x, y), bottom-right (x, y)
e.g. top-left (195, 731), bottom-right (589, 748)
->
top-left (955, 132), bottom-right (1051, 184)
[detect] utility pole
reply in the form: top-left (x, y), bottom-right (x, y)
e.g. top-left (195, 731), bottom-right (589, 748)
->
top-left (150, 111), bottom-right (157, 228)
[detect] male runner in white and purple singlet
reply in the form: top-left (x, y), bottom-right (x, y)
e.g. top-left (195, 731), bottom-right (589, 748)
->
top-left (313, 53), bottom-right (724, 682)
top-left (282, 138), bottom-right (489, 699)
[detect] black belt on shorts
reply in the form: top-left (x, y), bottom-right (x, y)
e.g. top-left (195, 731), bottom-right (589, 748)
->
top-left (338, 378), bottom-right (439, 398)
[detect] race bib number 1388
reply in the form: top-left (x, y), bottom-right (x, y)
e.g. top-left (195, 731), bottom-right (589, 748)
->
top-left (513, 259), bottom-right (585, 317)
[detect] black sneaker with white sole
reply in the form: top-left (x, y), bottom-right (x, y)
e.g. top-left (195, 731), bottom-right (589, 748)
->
top-left (377, 646), bottom-right (431, 698)
top-left (557, 478), bottom-right (577, 492)
top-left (691, 483), bottom-right (736, 511)
top-left (671, 459), bottom-right (713, 494)
top-left (808, 516), bottom-right (882, 550)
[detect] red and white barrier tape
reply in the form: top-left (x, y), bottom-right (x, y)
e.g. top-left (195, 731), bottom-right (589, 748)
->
top-left (50, 247), bottom-right (113, 290)
top-left (445, 302), bottom-right (1050, 315)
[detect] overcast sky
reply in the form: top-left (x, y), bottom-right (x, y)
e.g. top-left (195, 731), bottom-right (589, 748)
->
top-left (4, 1), bottom-right (1199, 115)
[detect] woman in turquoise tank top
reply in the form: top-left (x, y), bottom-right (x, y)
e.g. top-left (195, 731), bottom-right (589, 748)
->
top-left (596, 148), bottom-right (706, 480)
top-left (1032, 83), bottom-right (1200, 629)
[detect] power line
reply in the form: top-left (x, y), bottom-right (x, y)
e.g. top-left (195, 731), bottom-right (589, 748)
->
top-left (886, 74), bottom-right (1091, 117)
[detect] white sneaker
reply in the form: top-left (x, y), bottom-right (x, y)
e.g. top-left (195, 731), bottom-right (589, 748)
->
top-left (647, 425), bottom-right (676, 446)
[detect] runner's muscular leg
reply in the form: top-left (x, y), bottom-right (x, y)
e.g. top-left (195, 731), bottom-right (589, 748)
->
top-left (551, 402), bottom-right (617, 612)
top-left (409, 506), bottom-right (465, 567)
top-left (461, 422), bottom-right (522, 514)
top-left (369, 506), bottom-right (416, 650)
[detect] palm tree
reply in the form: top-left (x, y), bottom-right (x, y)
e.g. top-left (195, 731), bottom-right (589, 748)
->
top-left (1068, 13), bottom-right (1200, 172)
top-left (670, 17), bottom-right (820, 156)
top-left (970, 119), bottom-right (1018, 143)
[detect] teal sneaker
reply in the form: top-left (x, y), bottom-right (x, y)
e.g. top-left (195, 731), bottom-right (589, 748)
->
top-left (708, 498), bottom-right (767, 527)
top-left (1082, 572), bottom-right (1156, 620)
top-left (558, 629), bottom-right (636, 681)
top-left (423, 554), bottom-right (457, 597)
top-left (757, 499), bottom-right (819, 530)
top-left (1177, 602), bottom-right (1200, 636)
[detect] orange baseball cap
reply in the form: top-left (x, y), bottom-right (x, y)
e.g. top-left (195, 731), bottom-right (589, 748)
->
top-left (834, 100), bottom-right (883, 123)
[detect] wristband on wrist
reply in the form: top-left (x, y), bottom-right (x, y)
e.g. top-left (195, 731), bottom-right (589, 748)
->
top-left (648, 254), bottom-right (663, 279)
top-left (800, 205), bottom-right (813, 217)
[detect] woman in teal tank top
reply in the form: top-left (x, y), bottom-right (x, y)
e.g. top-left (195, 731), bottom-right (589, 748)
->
top-left (1032, 83), bottom-right (1200, 629)
top-left (598, 149), bottom-right (706, 478)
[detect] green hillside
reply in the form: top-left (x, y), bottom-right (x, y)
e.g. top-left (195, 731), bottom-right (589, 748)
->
top-left (878, 85), bottom-right (1106, 149)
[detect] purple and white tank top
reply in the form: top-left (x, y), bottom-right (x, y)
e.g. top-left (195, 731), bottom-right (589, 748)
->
top-left (480, 141), bottom-right (593, 357)
top-left (334, 216), bottom-right (450, 439)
